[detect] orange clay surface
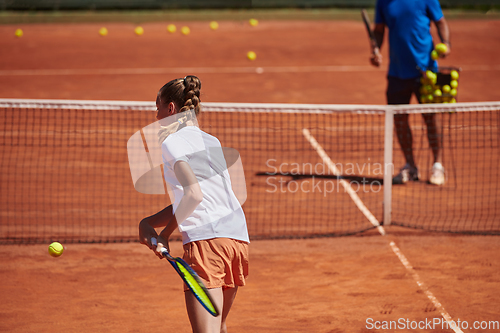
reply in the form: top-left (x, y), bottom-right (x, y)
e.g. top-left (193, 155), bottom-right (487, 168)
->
top-left (0, 19), bottom-right (500, 332)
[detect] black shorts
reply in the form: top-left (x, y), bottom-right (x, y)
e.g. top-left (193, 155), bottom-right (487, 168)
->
top-left (386, 76), bottom-right (422, 105)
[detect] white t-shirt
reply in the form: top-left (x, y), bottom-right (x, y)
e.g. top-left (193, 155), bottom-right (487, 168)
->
top-left (161, 126), bottom-right (249, 245)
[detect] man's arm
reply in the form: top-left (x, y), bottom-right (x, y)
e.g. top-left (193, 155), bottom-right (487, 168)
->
top-left (371, 23), bottom-right (385, 67)
top-left (435, 17), bottom-right (451, 57)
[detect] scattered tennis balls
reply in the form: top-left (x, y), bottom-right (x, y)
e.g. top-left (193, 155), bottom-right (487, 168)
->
top-left (209, 21), bottom-right (219, 30)
top-left (15, 28), bottom-right (23, 37)
top-left (450, 70), bottom-right (459, 80)
top-left (181, 26), bottom-right (190, 35)
top-left (249, 18), bottom-right (259, 26)
top-left (450, 80), bottom-right (458, 89)
top-left (134, 26), bottom-right (144, 36)
top-left (247, 51), bottom-right (257, 61)
top-left (442, 85), bottom-right (451, 93)
top-left (167, 24), bottom-right (176, 33)
top-left (431, 50), bottom-right (439, 60)
top-left (98, 27), bottom-right (108, 36)
top-left (48, 242), bottom-right (64, 257)
top-left (435, 43), bottom-right (448, 55)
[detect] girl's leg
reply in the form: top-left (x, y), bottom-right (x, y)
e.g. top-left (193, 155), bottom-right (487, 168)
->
top-left (185, 286), bottom-right (239, 333)
top-left (185, 287), bottom-right (223, 333)
top-left (220, 287), bottom-right (238, 333)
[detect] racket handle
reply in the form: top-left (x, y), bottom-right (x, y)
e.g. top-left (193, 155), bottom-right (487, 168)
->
top-left (150, 237), bottom-right (171, 258)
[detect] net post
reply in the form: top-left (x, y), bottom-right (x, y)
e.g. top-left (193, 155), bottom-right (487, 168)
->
top-left (383, 107), bottom-right (394, 226)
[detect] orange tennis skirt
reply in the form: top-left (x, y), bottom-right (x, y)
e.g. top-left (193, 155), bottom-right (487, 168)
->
top-left (182, 238), bottom-right (249, 291)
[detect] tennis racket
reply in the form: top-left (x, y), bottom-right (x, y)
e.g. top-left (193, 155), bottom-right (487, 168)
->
top-left (361, 9), bottom-right (380, 58)
top-left (151, 237), bottom-right (219, 317)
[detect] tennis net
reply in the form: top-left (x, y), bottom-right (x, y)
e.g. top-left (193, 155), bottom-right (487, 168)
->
top-left (1, 99), bottom-right (499, 244)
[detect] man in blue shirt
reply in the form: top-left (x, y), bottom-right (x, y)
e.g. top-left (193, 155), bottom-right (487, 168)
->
top-left (370, 0), bottom-right (451, 185)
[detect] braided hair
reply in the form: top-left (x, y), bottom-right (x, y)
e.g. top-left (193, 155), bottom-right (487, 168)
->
top-left (158, 75), bottom-right (202, 116)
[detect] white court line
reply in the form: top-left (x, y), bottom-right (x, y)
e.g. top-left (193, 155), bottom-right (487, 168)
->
top-left (390, 242), bottom-right (464, 333)
top-left (302, 128), bottom-right (386, 236)
top-left (0, 64), bottom-right (499, 76)
top-left (0, 66), bottom-right (381, 76)
top-left (302, 128), bottom-right (463, 333)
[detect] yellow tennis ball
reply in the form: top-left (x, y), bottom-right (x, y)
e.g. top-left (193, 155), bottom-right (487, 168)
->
top-left (434, 89), bottom-right (442, 97)
top-left (249, 18), bottom-right (259, 26)
top-left (134, 26), bottom-right (144, 36)
top-left (167, 24), bottom-right (176, 33)
top-left (442, 85), bottom-right (451, 93)
top-left (181, 26), bottom-right (190, 35)
top-left (427, 94), bottom-right (434, 103)
top-left (48, 242), bottom-right (64, 257)
top-left (247, 51), bottom-right (256, 61)
top-left (209, 21), bottom-right (219, 30)
top-left (424, 84), bottom-right (433, 94)
top-left (98, 27), bottom-right (108, 36)
top-left (450, 70), bottom-right (459, 80)
top-left (431, 50), bottom-right (439, 60)
top-left (15, 28), bottom-right (23, 37)
top-left (435, 43), bottom-right (448, 55)
top-left (450, 80), bottom-right (458, 89)
top-left (450, 88), bottom-right (457, 97)
top-left (450, 98), bottom-right (457, 103)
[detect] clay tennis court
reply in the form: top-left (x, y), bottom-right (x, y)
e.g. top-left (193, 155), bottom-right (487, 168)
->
top-left (1, 13), bottom-right (500, 332)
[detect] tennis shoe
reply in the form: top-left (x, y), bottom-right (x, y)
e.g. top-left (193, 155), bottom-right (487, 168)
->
top-left (429, 162), bottom-right (446, 185)
top-left (392, 163), bottom-right (419, 184)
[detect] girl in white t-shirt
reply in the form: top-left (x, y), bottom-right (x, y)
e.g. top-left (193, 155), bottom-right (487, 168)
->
top-left (139, 75), bottom-right (249, 333)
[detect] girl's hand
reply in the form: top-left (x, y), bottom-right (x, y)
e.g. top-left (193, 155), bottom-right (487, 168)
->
top-left (152, 235), bottom-right (170, 259)
top-left (139, 218), bottom-right (158, 250)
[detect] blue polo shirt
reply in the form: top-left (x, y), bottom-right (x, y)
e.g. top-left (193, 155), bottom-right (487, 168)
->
top-left (375, 0), bottom-right (444, 79)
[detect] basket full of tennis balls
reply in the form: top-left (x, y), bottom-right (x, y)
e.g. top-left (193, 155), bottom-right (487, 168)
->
top-left (420, 43), bottom-right (460, 104)
top-left (420, 68), bottom-right (460, 104)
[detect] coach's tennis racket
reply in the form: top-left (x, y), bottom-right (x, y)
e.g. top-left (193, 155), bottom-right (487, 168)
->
top-left (151, 237), bottom-right (219, 317)
top-left (361, 9), bottom-right (380, 59)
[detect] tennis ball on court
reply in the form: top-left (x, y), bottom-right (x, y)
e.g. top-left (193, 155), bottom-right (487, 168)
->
top-left (431, 50), bottom-right (439, 60)
top-left (134, 26), bottom-right (144, 36)
top-left (167, 24), bottom-right (176, 33)
top-left (98, 27), bottom-right (108, 36)
top-left (15, 28), bottom-right (23, 37)
top-left (181, 26), bottom-right (190, 35)
top-left (450, 80), bottom-right (458, 89)
top-left (249, 18), bottom-right (259, 27)
top-left (442, 84), bottom-right (451, 93)
top-left (48, 242), bottom-right (64, 257)
top-left (450, 88), bottom-right (457, 97)
top-left (209, 21), bottom-right (219, 30)
top-left (435, 43), bottom-right (448, 55)
top-left (247, 51), bottom-right (257, 61)
top-left (450, 70), bottom-right (459, 80)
